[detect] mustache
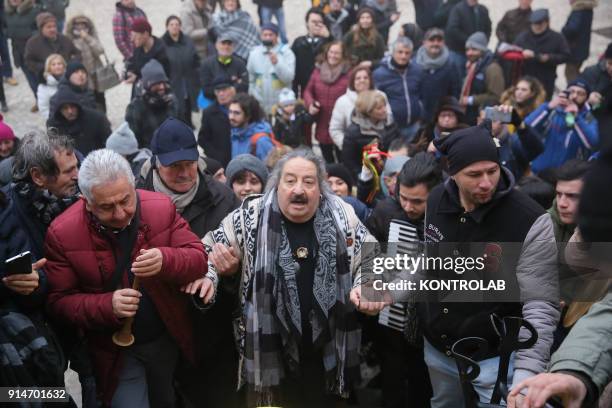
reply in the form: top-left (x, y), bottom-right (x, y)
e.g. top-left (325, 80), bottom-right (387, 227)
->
top-left (290, 194), bottom-right (308, 204)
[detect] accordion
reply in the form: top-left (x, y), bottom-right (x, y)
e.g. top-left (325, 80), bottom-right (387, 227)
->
top-left (378, 219), bottom-right (420, 333)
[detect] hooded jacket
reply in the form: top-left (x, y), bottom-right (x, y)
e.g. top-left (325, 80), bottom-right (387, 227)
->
top-left (125, 91), bottom-right (178, 149)
top-left (65, 15), bottom-right (105, 90)
top-left (49, 76), bottom-right (97, 115)
top-left (420, 167), bottom-right (560, 386)
top-left (230, 120), bottom-right (274, 161)
top-left (526, 102), bottom-right (599, 174)
top-left (46, 88), bottom-right (111, 155)
top-left (373, 56), bottom-right (424, 128)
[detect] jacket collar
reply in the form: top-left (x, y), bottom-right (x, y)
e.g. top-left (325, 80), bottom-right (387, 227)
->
top-left (437, 166), bottom-right (515, 224)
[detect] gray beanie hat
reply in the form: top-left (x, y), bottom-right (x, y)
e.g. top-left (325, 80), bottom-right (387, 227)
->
top-left (465, 32), bottom-right (489, 52)
top-left (141, 59), bottom-right (168, 90)
top-left (106, 122), bottom-right (139, 156)
top-left (226, 154), bottom-right (269, 186)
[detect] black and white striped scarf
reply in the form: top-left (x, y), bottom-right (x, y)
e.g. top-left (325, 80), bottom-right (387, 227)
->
top-left (244, 190), bottom-right (361, 404)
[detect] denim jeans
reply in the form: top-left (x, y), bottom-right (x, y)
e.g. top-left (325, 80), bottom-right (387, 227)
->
top-left (424, 338), bottom-right (514, 408)
top-left (260, 6), bottom-right (288, 44)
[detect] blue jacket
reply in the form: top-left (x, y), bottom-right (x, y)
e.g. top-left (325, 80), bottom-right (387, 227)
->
top-left (231, 120), bottom-right (275, 161)
top-left (373, 57), bottom-right (424, 127)
top-left (0, 186), bottom-right (48, 311)
top-left (526, 103), bottom-right (599, 174)
top-left (562, 9), bottom-right (593, 64)
top-left (497, 125), bottom-right (544, 181)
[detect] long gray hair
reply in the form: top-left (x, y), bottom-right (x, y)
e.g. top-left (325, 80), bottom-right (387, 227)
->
top-left (265, 148), bottom-right (333, 197)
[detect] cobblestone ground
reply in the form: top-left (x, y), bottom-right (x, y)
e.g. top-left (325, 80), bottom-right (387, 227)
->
top-left (12, 0), bottom-right (603, 406)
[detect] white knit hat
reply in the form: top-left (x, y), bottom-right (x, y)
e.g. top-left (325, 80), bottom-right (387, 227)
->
top-left (278, 88), bottom-right (296, 106)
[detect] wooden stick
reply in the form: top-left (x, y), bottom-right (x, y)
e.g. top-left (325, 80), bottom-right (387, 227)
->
top-left (112, 277), bottom-right (140, 347)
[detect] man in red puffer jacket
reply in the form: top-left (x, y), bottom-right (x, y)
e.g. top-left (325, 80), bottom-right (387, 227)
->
top-left (44, 149), bottom-right (214, 408)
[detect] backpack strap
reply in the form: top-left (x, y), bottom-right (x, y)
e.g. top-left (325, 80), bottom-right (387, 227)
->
top-left (250, 132), bottom-right (282, 156)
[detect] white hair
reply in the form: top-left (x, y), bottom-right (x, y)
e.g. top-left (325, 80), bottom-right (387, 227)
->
top-left (78, 149), bottom-right (135, 202)
top-left (390, 36), bottom-right (414, 53)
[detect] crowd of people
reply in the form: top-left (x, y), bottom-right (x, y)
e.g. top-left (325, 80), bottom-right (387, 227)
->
top-left (1, 0), bottom-right (611, 407)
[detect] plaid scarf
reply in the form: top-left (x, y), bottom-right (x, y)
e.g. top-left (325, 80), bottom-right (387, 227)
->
top-left (213, 9), bottom-right (261, 60)
top-left (12, 181), bottom-right (79, 226)
top-left (245, 190), bottom-right (361, 404)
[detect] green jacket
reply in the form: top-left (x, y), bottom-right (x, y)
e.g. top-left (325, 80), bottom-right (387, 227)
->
top-left (550, 288), bottom-right (612, 406)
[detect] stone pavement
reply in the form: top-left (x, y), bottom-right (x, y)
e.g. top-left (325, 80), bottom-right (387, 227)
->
top-left (12, 0), bottom-right (602, 406)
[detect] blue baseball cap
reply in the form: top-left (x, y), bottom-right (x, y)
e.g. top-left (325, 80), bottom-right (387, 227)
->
top-left (150, 118), bottom-right (199, 166)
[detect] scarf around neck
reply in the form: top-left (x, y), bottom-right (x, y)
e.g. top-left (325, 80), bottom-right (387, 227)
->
top-left (319, 61), bottom-right (350, 84)
top-left (415, 45), bottom-right (450, 71)
top-left (245, 190), bottom-right (360, 404)
top-left (152, 170), bottom-right (199, 213)
top-left (13, 181), bottom-right (79, 226)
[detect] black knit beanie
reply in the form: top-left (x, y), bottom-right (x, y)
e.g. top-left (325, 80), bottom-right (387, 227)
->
top-left (326, 163), bottom-right (354, 192)
top-left (433, 121), bottom-right (499, 175)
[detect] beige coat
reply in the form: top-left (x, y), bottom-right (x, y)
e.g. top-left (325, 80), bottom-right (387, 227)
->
top-left (65, 15), bottom-right (105, 91)
top-left (180, 0), bottom-right (213, 59)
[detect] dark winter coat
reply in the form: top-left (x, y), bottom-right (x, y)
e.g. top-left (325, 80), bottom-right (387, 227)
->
top-left (462, 52), bottom-right (505, 125)
top-left (291, 34), bottom-right (332, 95)
top-left (419, 168), bottom-right (559, 377)
top-left (198, 102), bottom-right (231, 167)
top-left (44, 190), bottom-right (206, 406)
top-left (4, 0), bottom-right (38, 68)
top-left (562, 9), bottom-right (594, 64)
top-left (0, 186), bottom-right (48, 312)
top-left (342, 112), bottom-right (400, 177)
top-left (125, 36), bottom-right (171, 81)
top-left (125, 93), bottom-right (178, 148)
top-left (199, 54), bottom-right (248, 100)
top-left (272, 102), bottom-right (313, 147)
top-left (38, 0), bottom-right (69, 21)
top-left (580, 60), bottom-right (612, 137)
top-left (365, 196), bottom-right (413, 243)
top-left (342, 29), bottom-right (386, 66)
top-left (416, 53), bottom-right (461, 122)
top-left (497, 125), bottom-right (544, 181)
top-left (162, 31), bottom-right (200, 112)
top-left (303, 65), bottom-right (350, 145)
top-left (432, 0), bottom-right (461, 30)
top-left (412, 0), bottom-right (442, 31)
top-left (49, 76), bottom-right (96, 115)
top-left (445, 0), bottom-right (492, 54)
top-left (514, 28), bottom-right (570, 98)
top-left (373, 57), bottom-right (424, 128)
top-left (495, 7), bottom-right (531, 45)
top-left (24, 33), bottom-right (81, 80)
top-left (46, 88), bottom-right (111, 155)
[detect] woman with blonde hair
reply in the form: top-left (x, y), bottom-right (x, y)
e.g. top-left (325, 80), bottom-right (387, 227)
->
top-left (36, 54), bottom-right (66, 119)
top-left (342, 89), bottom-right (398, 176)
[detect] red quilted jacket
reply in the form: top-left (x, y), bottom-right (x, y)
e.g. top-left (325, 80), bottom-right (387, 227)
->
top-left (44, 190), bottom-right (207, 406)
top-left (303, 67), bottom-right (350, 145)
